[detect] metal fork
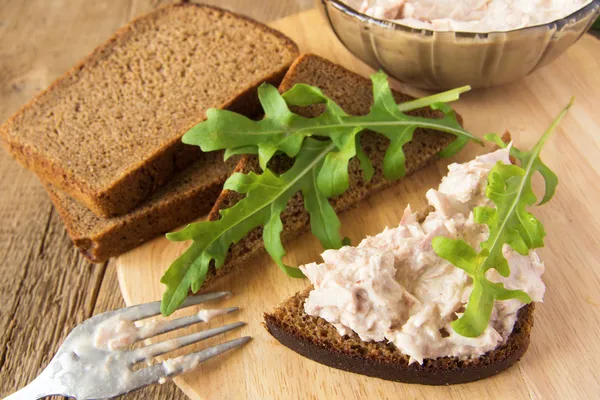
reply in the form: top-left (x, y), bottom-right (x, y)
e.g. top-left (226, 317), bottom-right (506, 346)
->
top-left (5, 291), bottom-right (249, 399)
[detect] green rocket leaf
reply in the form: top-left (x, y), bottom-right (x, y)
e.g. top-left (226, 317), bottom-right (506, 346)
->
top-left (183, 71), bottom-right (480, 193)
top-left (162, 139), bottom-right (340, 315)
top-left (432, 99), bottom-right (571, 337)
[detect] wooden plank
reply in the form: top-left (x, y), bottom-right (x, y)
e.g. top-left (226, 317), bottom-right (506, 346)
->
top-left (0, 151), bottom-right (109, 394)
top-left (0, 0), bottom-right (135, 396)
top-left (0, 0), bottom-right (158, 398)
top-left (116, 8), bottom-right (600, 400)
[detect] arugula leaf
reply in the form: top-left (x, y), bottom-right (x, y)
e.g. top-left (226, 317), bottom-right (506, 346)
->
top-left (483, 129), bottom-right (559, 206)
top-left (161, 71), bottom-right (479, 315)
top-left (183, 71), bottom-right (481, 194)
top-left (223, 145), bottom-right (257, 160)
top-left (162, 139), bottom-right (340, 315)
top-left (432, 99), bottom-right (571, 337)
top-left (283, 83), bottom-right (363, 198)
top-left (355, 134), bottom-right (375, 182)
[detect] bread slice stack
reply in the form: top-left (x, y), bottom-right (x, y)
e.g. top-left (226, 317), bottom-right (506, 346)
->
top-left (0, 3), bottom-right (298, 261)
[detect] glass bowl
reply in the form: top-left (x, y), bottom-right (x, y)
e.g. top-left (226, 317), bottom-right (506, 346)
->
top-left (316, 0), bottom-right (600, 89)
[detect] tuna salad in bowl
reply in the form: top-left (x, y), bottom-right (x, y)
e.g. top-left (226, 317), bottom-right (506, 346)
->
top-left (316, 0), bottom-right (600, 89)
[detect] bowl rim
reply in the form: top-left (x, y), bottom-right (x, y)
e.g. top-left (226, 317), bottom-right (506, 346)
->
top-left (321, 0), bottom-right (600, 36)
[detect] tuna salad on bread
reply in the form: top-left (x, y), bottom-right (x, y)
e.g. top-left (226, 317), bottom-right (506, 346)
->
top-left (266, 102), bottom-right (571, 384)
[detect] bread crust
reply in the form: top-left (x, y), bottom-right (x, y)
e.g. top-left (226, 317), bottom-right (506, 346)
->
top-left (265, 287), bottom-right (534, 385)
top-left (0, 3), bottom-right (298, 217)
top-left (44, 154), bottom-right (233, 263)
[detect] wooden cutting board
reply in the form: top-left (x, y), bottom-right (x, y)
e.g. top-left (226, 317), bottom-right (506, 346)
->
top-left (116, 8), bottom-right (600, 400)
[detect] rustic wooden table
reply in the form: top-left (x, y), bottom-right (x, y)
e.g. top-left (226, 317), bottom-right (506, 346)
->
top-left (0, 1), bottom-right (311, 398)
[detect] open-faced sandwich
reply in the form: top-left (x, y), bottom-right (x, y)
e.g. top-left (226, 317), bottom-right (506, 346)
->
top-left (265, 112), bottom-right (568, 384)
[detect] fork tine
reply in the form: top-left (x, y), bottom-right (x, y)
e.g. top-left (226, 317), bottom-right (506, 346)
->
top-left (137, 307), bottom-right (239, 340)
top-left (119, 291), bottom-right (232, 321)
top-left (128, 321), bottom-right (245, 364)
top-left (126, 337), bottom-right (251, 392)
top-left (158, 336), bottom-right (252, 374)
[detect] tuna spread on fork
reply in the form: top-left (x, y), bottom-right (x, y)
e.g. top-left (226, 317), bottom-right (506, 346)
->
top-left (301, 148), bottom-right (545, 364)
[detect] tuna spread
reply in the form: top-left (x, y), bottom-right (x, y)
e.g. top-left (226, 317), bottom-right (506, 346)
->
top-left (350, 0), bottom-right (592, 32)
top-left (301, 148), bottom-right (545, 364)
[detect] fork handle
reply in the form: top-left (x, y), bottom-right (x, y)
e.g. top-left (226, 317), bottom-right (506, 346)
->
top-left (4, 375), bottom-right (62, 399)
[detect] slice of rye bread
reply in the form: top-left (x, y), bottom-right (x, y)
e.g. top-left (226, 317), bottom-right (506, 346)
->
top-left (45, 152), bottom-right (239, 263)
top-left (264, 287), bottom-right (534, 385)
top-left (0, 3), bottom-right (298, 217)
top-left (200, 54), bottom-right (458, 288)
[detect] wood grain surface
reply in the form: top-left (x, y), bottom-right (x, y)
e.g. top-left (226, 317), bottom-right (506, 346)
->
top-left (0, 1), bottom-right (311, 399)
top-left (117, 8), bottom-right (600, 400)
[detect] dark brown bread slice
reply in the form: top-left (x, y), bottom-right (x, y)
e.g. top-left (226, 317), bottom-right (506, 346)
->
top-left (0, 3), bottom-right (298, 217)
top-left (265, 287), bottom-right (534, 385)
top-left (200, 54), bottom-right (456, 288)
top-left (45, 152), bottom-right (238, 263)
